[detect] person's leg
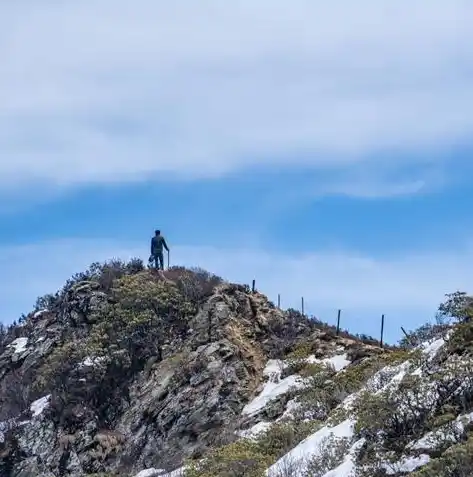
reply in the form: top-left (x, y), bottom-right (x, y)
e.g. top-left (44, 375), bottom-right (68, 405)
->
top-left (153, 254), bottom-right (159, 269)
top-left (158, 251), bottom-right (164, 270)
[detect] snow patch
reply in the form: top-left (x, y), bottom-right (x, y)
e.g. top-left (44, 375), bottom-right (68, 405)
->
top-left (80, 356), bottom-right (106, 367)
top-left (242, 359), bottom-right (304, 416)
top-left (242, 373), bottom-right (303, 416)
top-left (30, 395), bottom-right (51, 417)
top-left (134, 469), bottom-right (167, 477)
top-left (375, 361), bottom-right (411, 395)
top-left (7, 337), bottom-right (28, 354)
top-left (267, 418), bottom-right (355, 475)
top-left (307, 353), bottom-right (351, 372)
top-left (385, 454), bottom-right (431, 474)
top-left (410, 411), bottom-right (473, 450)
top-left (238, 421), bottom-right (272, 439)
top-left (421, 337), bottom-right (446, 360)
top-left (242, 354), bottom-right (350, 417)
top-left (321, 438), bottom-right (365, 477)
top-left (34, 309), bottom-right (49, 318)
top-left (280, 398), bottom-right (300, 420)
top-left (263, 359), bottom-right (284, 376)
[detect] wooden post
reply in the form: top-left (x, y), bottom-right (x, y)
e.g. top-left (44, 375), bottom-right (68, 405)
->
top-left (336, 309), bottom-right (341, 335)
top-left (401, 326), bottom-right (415, 347)
top-left (380, 314), bottom-right (385, 347)
top-left (301, 297), bottom-right (305, 316)
top-left (277, 294), bottom-right (281, 308)
top-left (252, 279), bottom-right (256, 292)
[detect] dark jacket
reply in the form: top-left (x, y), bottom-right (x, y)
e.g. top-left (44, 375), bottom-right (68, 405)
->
top-left (151, 235), bottom-right (169, 255)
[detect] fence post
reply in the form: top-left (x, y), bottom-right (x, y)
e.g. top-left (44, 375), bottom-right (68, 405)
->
top-left (380, 314), bottom-right (385, 347)
top-left (401, 326), bottom-right (415, 347)
top-left (277, 294), bottom-right (281, 308)
top-left (301, 297), bottom-right (305, 316)
top-left (252, 279), bottom-right (256, 292)
top-left (336, 309), bottom-right (341, 335)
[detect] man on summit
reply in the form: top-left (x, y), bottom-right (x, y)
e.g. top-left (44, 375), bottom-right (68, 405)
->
top-left (150, 230), bottom-right (169, 270)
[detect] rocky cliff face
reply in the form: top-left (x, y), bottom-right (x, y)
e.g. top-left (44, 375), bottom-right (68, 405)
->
top-left (0, 261), bottom-right (327, 476)
top-left (2, 260), bottom-right (472, 477)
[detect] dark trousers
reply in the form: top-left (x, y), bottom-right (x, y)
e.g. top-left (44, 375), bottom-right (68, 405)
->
top-left (153, 252), bottom-right (164, 270)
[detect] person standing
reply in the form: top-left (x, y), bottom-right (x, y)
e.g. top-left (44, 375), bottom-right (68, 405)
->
top-left (150, 230), bottom-right (169, 270)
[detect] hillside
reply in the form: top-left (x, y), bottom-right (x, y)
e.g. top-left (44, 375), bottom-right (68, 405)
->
top-left (0, 259), bottom-right (472, 476)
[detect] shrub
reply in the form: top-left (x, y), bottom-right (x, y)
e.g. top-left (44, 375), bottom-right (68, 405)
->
top-left (0, 370), bottom-right (30, 420)
top-left (184, 420), bottom-right (318, 477)
top-left (410, 433), bottom-right (473, 476)
top-left (268, 435), bottom-right (351, 477)
top-left (292, 364), bottom-right (342, 421)
top-left (303, 435), bottom-right (351, 477)
top-left (184, 439), bottom-right (272, 477)
top-left (255, 421), bottom-right (320, 461)
top-left (437, 291), bottom-right (473, 324)
top-left (355, 373), bottom-right (434, 451)
top-left (445, 321), bottom-right (473, 356)
top-left (34, 292), bottom-right (60, 313)
top-left (165, 267), bottom-right (223, 303)
top-left (87, 273), bottom-right (194, 367)
top-left (399, 322), bottom-right (450, 348)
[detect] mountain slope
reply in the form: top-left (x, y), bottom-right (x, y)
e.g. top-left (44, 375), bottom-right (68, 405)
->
top-left (0, 259), bottom-right (472, 477)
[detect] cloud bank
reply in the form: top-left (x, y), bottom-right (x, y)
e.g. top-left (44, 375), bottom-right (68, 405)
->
top-left (1, 1), bottom-right (472, 188)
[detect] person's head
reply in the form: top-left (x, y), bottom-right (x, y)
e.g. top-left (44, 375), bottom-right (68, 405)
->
top-left (155, 229), bottom-right (160, 236)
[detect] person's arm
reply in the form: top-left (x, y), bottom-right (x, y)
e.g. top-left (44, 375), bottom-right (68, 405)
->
top-left (162, 238), bottom-right (169, 251)
top-left (150, 237), bottom-right (154, 255)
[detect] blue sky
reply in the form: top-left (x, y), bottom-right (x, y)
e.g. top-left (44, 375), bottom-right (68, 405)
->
top-left (1, 1), bottom-right (473, 344)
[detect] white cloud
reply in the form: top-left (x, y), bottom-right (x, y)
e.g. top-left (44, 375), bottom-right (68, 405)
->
top-left (0, 1), bottom-right (472, 188)
top-left (1, 238), bottom-right (472, 341)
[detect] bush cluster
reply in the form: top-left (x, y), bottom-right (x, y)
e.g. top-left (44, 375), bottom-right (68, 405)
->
top-left (184, 421), bottom-right (318, 477)
top-left (410, 433), bottom-right (473, 477)
top-left (31, 265), bottom-right (224, 430)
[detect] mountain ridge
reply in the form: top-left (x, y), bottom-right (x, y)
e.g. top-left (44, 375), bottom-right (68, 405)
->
top-left (0, 258), bottom-right (471, 476)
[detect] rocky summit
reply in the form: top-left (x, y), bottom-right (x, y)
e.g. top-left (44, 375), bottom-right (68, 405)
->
top-left (1, 259), bottom-right (473, 477)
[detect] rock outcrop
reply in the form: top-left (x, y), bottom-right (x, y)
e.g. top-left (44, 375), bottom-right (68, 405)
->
top-left (0, 262), bottom-right (332, 476)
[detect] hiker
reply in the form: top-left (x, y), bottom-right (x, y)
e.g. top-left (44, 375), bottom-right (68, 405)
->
top-left (150, 230), bottom-right (169, 270)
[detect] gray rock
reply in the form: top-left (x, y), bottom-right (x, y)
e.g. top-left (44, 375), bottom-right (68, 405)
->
top-left (0, 270), bottom-right (324, 476)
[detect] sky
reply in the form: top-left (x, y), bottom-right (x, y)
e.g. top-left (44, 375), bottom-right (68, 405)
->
top-left (1, 1), bottom-right (473, 344)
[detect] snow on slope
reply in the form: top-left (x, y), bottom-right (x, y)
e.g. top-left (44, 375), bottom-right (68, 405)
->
top-left (7, 337), bottom-right (28, 353)
top-left (240, 353), bottom-right (352, 440)
top-left (410, 410), bottom-right (473, 451)
top-left (307, 353), bottom-right (351, 372)
top-left (134, 466), bottom-right (185, 477)
top-left (265, 333), bottom-right (452, 476)
top-left (119, 332), bottom-right (457, 477)
top-left (321, 438), bottom-right (366, 477)
top-left (242, 354), bottom-right (351, 418)
top-left (266, 418), bottom-right (356, 476)
top-left (385, 455), bottom-right (431, 475)
top-left (30, 395), bottom-right (51, 417)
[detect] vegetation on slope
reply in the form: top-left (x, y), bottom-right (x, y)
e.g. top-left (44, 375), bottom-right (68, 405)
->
top-left (2, 258), bottom-right (473, 476)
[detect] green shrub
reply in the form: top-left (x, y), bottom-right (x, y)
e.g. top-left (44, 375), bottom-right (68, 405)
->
top-left (86, 273), bottom-right (195, 366)
top-left (399, 322), bottom-right (450, 348)
top-left (184, 439), bottom-right (272, 477)
top-left (255, 421), bottom-right (320, 460)
top-left (437, 291), bottom-right (473, 324)
top-left (410, 433), bottom-right (473, 476)
top-left (184, 420), bottom-right (318, 477)
top-left (303, 435), bottom-right (351, 477)
top-left (445, 321), bottom-right (473, 356)
top-left (354, 374), bottom-right (431, 452)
